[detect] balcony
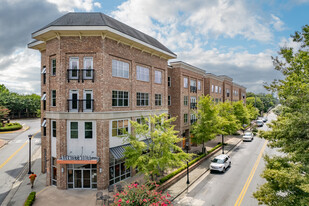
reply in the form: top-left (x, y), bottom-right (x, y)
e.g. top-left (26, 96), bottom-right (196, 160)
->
top-left (190, 102), bottom-right (197, 109)
top-left (190, 86), bottom-right (197, 93)
top-left (67, 69), bottom-right (95, 82)
top-left (67, 99), bottom-right (94, 112)
top-left (190, 118), bottom-right (197, 125)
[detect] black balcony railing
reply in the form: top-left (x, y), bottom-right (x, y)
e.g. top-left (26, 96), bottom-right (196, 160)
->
top-left (190, 102), bottom-right (197, 109)
top-left (67, 69), bottom-right (95, 82)
top-left (67, 99), bottom-right (94, 112)
top-left (190, 118), bottom-right (197, 125)
top-left (190, 86), bottom-right (197, 93)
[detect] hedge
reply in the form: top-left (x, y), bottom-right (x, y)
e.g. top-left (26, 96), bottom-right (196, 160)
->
top-left (24, 192), bottom-right (36, 206)
top-left (159, 143), bottom-right (222, 184)
top-left (0, 122), bottom-right (22, 131)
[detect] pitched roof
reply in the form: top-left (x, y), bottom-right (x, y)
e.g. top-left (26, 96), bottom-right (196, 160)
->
top-left (33, 12), bottom-right (176, 56)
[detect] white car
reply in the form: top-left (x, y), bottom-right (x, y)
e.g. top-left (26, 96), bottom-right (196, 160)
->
top-left (210, 154), bottom-right (231, 173)
top-left (243, 131), bottom-right (254, 141)
top-left (262, 117), bottom-right (268, 122)
top-left (256, 119), bottom-right (264, 127)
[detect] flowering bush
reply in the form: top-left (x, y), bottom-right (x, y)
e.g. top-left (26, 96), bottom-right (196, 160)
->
top-left (111, 182), bottom-right (172, 206)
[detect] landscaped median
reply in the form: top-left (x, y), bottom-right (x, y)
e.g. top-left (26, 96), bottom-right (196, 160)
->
top-left (24, 192), bottom-right (36, 206)
top-left (0, 122), bottom-right (22, 132)
top-left (156, 143), bottom-right (223, 191)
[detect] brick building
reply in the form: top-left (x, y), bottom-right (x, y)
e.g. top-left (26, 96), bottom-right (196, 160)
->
top-left (168, 61), bottom-right (205, 148)
top-left (28, 12), bottom-right (176, 190)
top-left (204, 73), bottom-right (224, 102)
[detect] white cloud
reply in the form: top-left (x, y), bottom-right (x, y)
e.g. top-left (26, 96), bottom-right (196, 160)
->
top-left (46, 0), bottom-right (101, 12)
top-left (0, 49), bottom-right (41, 94)
top-left (271, 14), bottom-right (285, 31)
top-left (279, 37), bottom-right (302, 51)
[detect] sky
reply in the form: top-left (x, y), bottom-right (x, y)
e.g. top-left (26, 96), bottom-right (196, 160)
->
top-left (0, 0), bottom-right (308, 95)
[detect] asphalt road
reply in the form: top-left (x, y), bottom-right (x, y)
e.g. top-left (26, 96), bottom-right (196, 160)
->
top-left (0, 119), bottom-right (41, 205)
top-left (174, 112), bottom-right (277, 206)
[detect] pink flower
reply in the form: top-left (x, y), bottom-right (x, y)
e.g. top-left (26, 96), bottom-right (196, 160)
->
top-left (143, 199), bottom-right (147, 202)
top-left (118, 198), bottom-right (122, 202)
top-left (166, 192), bottom-right (171, 197)
top-left (126, 200), bottom-right (130, 203)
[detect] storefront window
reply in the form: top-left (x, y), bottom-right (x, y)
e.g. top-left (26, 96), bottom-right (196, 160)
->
top-left (109, 154), bottom-right (131, 185)
top-left (67, 164), bottom-right (97, 189)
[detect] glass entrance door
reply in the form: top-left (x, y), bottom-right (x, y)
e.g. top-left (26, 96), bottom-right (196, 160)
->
top-left (74, 170), bottom-right (82, 188)
top-left (83, 170), bottom-right (91, 188)
top-left (67, 164), bottom-right (97, 189)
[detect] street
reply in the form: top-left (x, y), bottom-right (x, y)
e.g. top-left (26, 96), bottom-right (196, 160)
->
top-left (174, 112), bottom-right (277, 206)
top-left (0, 119), bottom-right (41, 205)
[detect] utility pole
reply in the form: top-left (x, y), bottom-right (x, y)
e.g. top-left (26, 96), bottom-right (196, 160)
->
top-left (28, 134), bottom-right (33, 174)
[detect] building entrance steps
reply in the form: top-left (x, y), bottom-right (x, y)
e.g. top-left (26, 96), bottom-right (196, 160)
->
top-left (166, 135), bottom-right (242, 202)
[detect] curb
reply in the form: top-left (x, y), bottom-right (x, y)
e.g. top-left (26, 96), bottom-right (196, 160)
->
top-left (0, 125), bottom-right (29, 134)
top-left (1, 146), bottom-right (41, 206)
top-left (171, 138), bottom-right (243, 201)
top-left (0, 139), bottom-right (8, 149)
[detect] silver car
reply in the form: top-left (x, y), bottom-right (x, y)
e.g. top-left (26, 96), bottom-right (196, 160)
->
top-left (210, 154), bottom-right (231, 173)
top-left (256, 119), bottom-right (264, 127)
top-left (243, 131), bottom-right (254, 141)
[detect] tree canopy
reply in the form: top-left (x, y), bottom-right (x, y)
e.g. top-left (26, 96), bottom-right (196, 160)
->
top-left (217, 101), bottom-right (239, 136)
top-left (253, 25), bottom-right (309, 205)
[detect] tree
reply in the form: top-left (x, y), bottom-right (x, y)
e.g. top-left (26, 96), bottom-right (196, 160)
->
top-left (191, 95), bottom-right (220, 154)
top-left (0, 106), bottom-right (10, 119)
top-left (121, 113), bottom-right (193, 181)
top-left (253, 25), bottom-right (309, 205)
top-left (232, 101), bottom-right (250, 133)
top-left (217, 101), bottom-right (240, 153)
top-left (246, 103), bottom-right (259, 121)
top-left (246, 96), bottom-right (264, 114)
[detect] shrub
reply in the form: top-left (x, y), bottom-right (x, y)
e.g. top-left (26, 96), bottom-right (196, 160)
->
top-left (159, 143), bottom-right (222, 184)
top-left (111, 183), bottom-right (172, 206)
top-left (0, 122), bottom-right (2, 127)
top-left (0, 122), bottom-right (22, 131)
top-left (24, 192), bottom-right (36, 206)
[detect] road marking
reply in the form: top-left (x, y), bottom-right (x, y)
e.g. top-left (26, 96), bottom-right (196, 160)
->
top-left (0, 130), bottom-right (40, 170)
top-left (234, 140), bottom-right (268, 206)
top-left (36, 186), bottom-right (50, 195)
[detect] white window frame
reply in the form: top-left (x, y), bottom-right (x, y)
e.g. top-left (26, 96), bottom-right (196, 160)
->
top-left (83, 57), bottom-right (93, 79)
top-left (69, 57), bottom-right (79, 79)
top-left (83, 90), bottom-right (93, 111)
top-left (184, 77), bottom-right (188, 88)
top-left (70, 122), bottom-right (79, 139)
top-left (51, 59), bottom-right (56, 76)
top-left (111, 119), bottom-right (130, 137)
top-left (69, 90), bottom-right (79, 111)
top-left (51, 90), bottom-right (56, 107)
top-left (112, 59), bottom-right (129, 79)
top-left (136, 66), bottom-right (149, 82)
top-left (184, 96), bottom-right (188, 105)
top-left (51, 120), bottom-right (56, 138)
top-left (154, 70), bottom-right (162, 84)
top-left (136, 92), bottom-right (149, 106)
top-left (219, 87), bottom-right (222, 94)
top-left (41, 119), bottom-right (46, 127)
top-left (112, 91), bottom-right (129, 107)
top-left (215, 86), bottom-right (218, 93)
top-left (155, 94), bottom-right (162, 106)
top-left (190, 80), bottom-right (196, 87)
top-left (84, 122), bottom-right (93, 139)
top-left (184, 114), bottom-right (188, 124)
top-left (211, 85), bottom-right (214, 92)
top-left (198, 81), bottom-right (201, 90)
top-left (190, 97), bottom-right (197, 103)
top-left (41, 93), bottom-right (46, 101)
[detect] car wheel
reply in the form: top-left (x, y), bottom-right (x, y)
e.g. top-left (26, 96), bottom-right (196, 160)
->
top-left (223, 167), bottom-right (226, 173)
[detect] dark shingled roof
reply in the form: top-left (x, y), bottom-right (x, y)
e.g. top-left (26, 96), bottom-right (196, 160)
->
top-left (34, 12), bottom-right (176, 56)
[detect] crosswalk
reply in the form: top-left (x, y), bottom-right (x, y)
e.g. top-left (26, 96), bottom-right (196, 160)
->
top-left (8, 139), bottom-right (41, 144)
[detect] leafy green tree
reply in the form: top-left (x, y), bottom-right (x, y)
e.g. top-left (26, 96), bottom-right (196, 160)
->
top-left (253, 25), bottom-right (309, 205)
top-left (191, 95), bottom-right (220, 154)
top-left (232, 101), bottom-right (250, 132)
top-left (0, 106), bottom-right (10, 119)
top-left (122, 113), bottom-right (193, 181)
top-left (246, 96), bottom-right (264, 114)
top-left (246, 103), bottom-right (259, 121)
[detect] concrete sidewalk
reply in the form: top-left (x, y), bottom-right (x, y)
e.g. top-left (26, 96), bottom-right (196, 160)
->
top-left (167, 136), bottom-right (242, 201)
top-left (2, 148), bottom-right (46, 206)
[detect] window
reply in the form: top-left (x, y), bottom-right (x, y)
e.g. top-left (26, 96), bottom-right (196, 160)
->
top-left (184, 114), bottom-right (188, 124)
top-left (51, 59), bottom-right (56, 76)
top-left (85, 122), bottom-right (93, 139)
top-left (70, 122), bottom-right (78, 139)
top-left (136, 92), bottom-right (149, 106)
top-left (155, 94), bottom-right (162, 106)
top-left (112, 91), bottom-right (129, 107)
top-left (83, 57), bottom-right (93, 79)
top-left (69, 57), bottom-right (79, 79)
top-left (190, 80), bottom-right (196, 87)
top-left (137, 117), bottom-right (149, 129)
top-left (184, 77), bottom-right (188, 88)
top-left (190, 114), bottom-right (196, 124)
top-left (198, 81), bottom-right (201, 90)
top-left (109, 154), bottom-right (131, 185)
top-left (42, 66), bottom-right (46, 84)
top-left (41, 92), bottom-right (46, 110)
top-left (136, 66), bottom-right (149, 82)
top-left (51, 90), bottom-right (56, 107)
top-left (52, 120), bottom-right (56, 138)
top-left (112, 120), bottom-right (129, 136)
top-left (227, 89), bottom-right (230, 97)
top-left (112, 59), bottom-right (129, 78)
top-left (184, 96), bottom-right (188, 105)
top-left (83, 90), bottom-right (93, 111)
top-left (168, 76), bottom-right (171, 87)
top-left (211, 85), bottom-right (214, 92)
top-left (215, 86), bottom-right (218, 93)
top-left (69, 90), bottom-right (79, 111)
top-left (168, 95), bottom-right (171, 106)
top-left (154, 70), bottom-right (162, 84)
top-left (42, 118), bottom-right (46, 136)
top-left (219, 87), bottom-right (222, 94)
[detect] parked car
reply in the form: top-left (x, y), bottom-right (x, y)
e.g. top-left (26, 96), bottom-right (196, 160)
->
top-left (243, 131), bottom-right (254, 141)
top-left (210, 154), bottom-right (231, 173)
top-left (256, 119), bottom-right (264, 127)
top-left (262, 117), bottom-right (268, 122)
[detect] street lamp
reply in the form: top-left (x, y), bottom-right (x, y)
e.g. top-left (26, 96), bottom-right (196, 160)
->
top-left (186, 141), bottom-right (190, 185)
top-left (222, 134), bottom-right (224, 154)
top-left (28, 134), bottom-right (32, 174)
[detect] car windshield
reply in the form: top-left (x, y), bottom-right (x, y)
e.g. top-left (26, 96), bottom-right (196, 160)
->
top-left (211, 158), bottom-right (224, 164)
top-left (257, 120), bottom-right (263, 123)
top-left (244, 132), bottom-right (251, 136)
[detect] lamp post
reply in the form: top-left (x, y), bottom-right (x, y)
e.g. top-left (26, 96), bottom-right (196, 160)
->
top-left (222, 134), bottom-right (224, 154)
top-left (186, 141), bottom-right (190, 185)
top-left (28, 134), bottom-right (32, 174)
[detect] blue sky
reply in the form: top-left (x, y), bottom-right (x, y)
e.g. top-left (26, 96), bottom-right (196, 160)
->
top-left (0, 0), bottom-right (308, 94)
